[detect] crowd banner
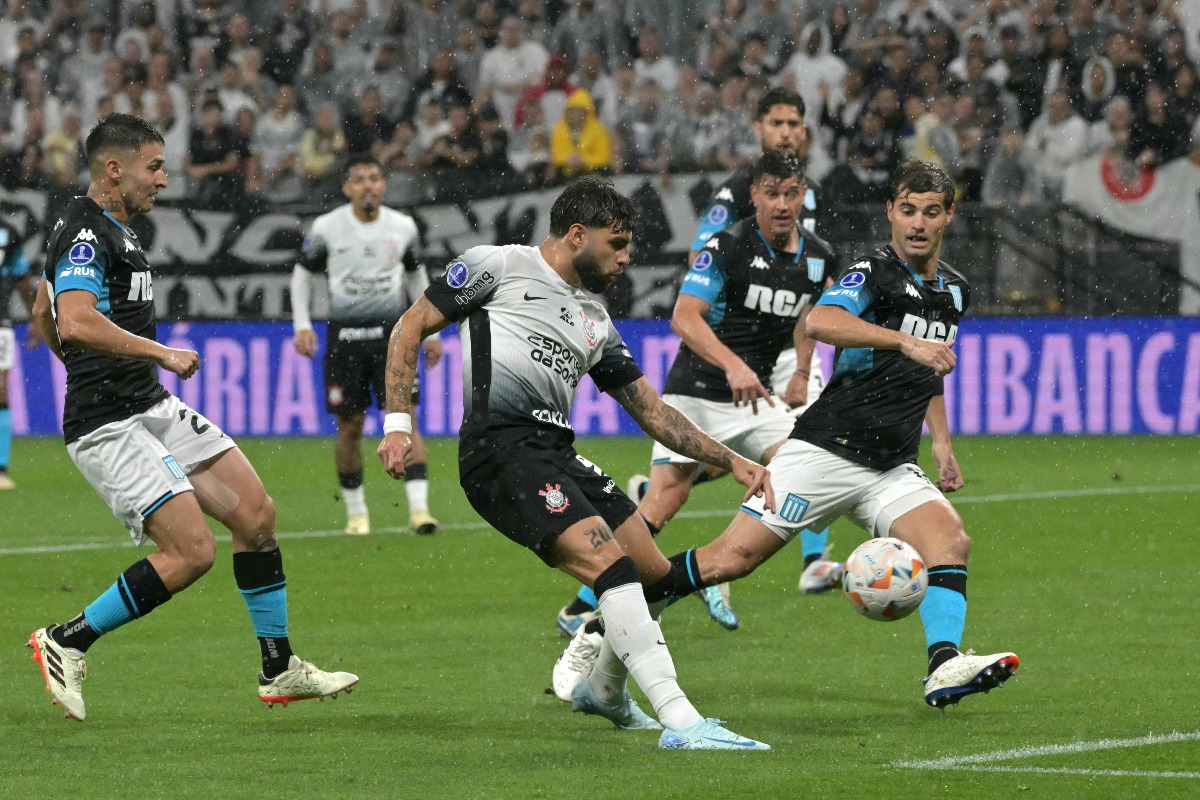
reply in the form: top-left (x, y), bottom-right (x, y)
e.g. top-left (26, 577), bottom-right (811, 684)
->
top-left (10, 317), bottom-right (1200, 437)
top-left (1063, 154), bottom-right (1200, 314)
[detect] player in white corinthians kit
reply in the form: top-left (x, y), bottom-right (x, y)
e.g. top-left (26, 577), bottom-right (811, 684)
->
top-left (378, 177), bottom-right (774, 750)
top-left (292, 155), bottom-right (441, 536)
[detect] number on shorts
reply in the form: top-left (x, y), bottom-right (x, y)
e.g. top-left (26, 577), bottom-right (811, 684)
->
top-left (177, 408), bottom-right (211, 435)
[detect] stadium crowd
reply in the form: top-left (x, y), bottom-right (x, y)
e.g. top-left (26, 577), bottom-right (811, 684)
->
top-left (1, 0), bottom-right (1198, 210)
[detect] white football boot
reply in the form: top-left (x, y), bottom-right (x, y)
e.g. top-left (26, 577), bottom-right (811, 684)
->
top-left (28, 627), bottom-right (87, 721)
top-left (258, 655), bottom-right (359, 707)
top-left (798, 545), bottom-right (845, 594)
top-left (923, 649), bottom-right (1020, 708)
top-left (551, 622), bottom-right (603, 702)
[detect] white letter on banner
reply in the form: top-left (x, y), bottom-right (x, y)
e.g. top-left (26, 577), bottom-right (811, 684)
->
top-left (956, 334), bottom-right (982, 434)
top-left (1033, 334), bottom-right (1082, 434)
top-left (1085, 333), bottom-right (1132, 433)
top-left (1176, 333), bottom-right (1200, 434)
top-left (640, 334), bottom-right (680, 393)
top-left (1137, 332), bottom-right (1175, 434)
top-left (273, 344), bottom-right (320, 433)
top-left (249, 338), bottom-right (271, 434)
top-left (986, 334), bottom-right (1031, 433)
top-left (9, 336), bottom-right (27, 434)
top-left (204, 338), bottom-right (247, 434)
top-left (571, 375), bottom-right (619, 434)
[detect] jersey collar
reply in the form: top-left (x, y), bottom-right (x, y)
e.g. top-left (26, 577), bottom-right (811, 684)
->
top-left (886, 246), bottom-right (943, 289)
top-left (756, 226), bottom-right (805, 264)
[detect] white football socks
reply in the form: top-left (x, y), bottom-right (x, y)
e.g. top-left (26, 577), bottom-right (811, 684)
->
top-left (589, 582), bottom-right (701, 730)
top-left (342, 486), bottom-right (367, 516)
top-left (405, 478), bottom-right (429, 514)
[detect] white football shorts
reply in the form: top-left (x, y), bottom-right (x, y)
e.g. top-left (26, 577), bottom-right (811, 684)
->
top-left (740, 439), bottom-right (946, 542)
top-left (67, 395), bottom-right (236, 544)
top-left (0, 326), bottom-right (14, 371)
top-left (651, 393), bottom-right (797, 465)
top-left (771, 346), bottom-right (826, 417)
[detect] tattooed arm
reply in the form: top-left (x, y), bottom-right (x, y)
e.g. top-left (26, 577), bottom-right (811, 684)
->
top-left (378, 296), bottom-right (451, 479)
top-left (611, 377), bottom-right (775, 510)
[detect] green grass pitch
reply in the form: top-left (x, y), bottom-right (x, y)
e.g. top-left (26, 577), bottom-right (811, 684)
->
top-left (1, 434), bottom-right (1197, 799)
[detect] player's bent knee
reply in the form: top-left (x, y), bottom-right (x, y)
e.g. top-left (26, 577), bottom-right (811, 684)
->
top-left (593, 554), bottom-right (640, 598)
top-left (231, 493), bottom-right (277, 548)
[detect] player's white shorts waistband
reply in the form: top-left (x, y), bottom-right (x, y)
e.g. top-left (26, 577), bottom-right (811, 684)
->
top-left (740, 439), bottom-right (945, 540)
top-left (67, 395), bottom-right (236, 545)
top-left (651, 393), bottom-right (796, 465)
top-left (0, 326), bottom-right (14, 371)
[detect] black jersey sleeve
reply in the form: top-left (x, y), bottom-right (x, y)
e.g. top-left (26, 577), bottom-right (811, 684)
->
top-left (299, 231), bottom-right (328, 272)
top-left (424, 246), bottom-right (504, 322)
top-left (589, 321), bottom-right (644, 393)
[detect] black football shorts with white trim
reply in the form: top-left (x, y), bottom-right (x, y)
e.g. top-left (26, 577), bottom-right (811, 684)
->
top-left (460, 433), bottom-right (638, 566)
top-left (323, 336), bottom-right (420, 415)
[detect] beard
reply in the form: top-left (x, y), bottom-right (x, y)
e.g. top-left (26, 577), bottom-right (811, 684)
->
top-left (573, 248), bottom-right (614, 293)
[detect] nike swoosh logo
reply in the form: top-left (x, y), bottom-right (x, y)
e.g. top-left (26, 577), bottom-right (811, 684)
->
top-left (524, 292), bottom-right (546, 301)
top-left (656, 640), bottom-right (666, 645)
top-left (705, 737), bottom-right (759, 748)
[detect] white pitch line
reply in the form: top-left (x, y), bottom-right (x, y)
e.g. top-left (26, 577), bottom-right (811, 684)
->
top-left (3, 483), bottom-right (1198, 558)
top-left (894, 730), bottom-right (1200, 779)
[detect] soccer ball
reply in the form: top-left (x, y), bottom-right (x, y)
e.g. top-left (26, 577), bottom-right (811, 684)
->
top-left (841, 537), bottom-right (928, 621)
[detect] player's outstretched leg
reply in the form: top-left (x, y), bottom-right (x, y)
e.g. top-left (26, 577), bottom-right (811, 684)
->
top-left (890, 501), bottom-right (1018, 708)
top-left (192, 448), bottom-right (359, 707)
top-left (798, 529), bottom-right (844, 593)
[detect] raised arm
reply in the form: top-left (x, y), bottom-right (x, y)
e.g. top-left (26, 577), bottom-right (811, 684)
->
top-left (806, 304), bottom-right (957, 376)
top-left (611, 376), bottom-right (775, 510)
top-left (53, 288), bottom-right (198, 377)
top-left (377, 295), bottom-right (451, 479)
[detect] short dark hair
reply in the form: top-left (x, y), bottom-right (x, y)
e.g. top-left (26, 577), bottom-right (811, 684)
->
top-left (887, 159), bottom-right (956, 208)
top-left (85, 113), bottom-right (163, 169)
top-left (548, 175), bottom-right (635, 237)
top-left (344, 152), bottom-right (382, 181)
top-left (752, 148), bottom-right (806, 186)
top-left (754, 86), bottom-right (805, 120)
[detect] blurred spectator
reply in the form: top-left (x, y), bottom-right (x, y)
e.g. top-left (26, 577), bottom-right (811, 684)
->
top-left (472, 2), bottom-right (502, 50)
top-left (239, 50), bottom-right (277, 114)
top-left (399, 0), bottom-right (461, 74)
top-left (884, 0), bottom-right (957, 38)
top-left (404, 49), bottom-right (472, 123)
top-left (958, 0), bottom-right (1027, 56)
top-left (183, 44), bottom-right (218, 103)
top-left (1067, 0), bottom-right (1114, 63)
top-left (667, 83), bottom-right (729, 172)
top-left (56, 21), bottom-right (111, 106)
top-left (1106, 31), bottom-right (1151, 109)
top-left (298, 103), bottom-right (348, 201)
top-left (551, 88), bottom-right (614, 178)
top-left (186, 99), bottom-right (243, 208)
top-left (11, 72), bottom-right (62, 149)
top-left (5, 107), bottom-right (45, 189)
top-left (955, 52), bottom-right (1015, 137)
top-left (518, 0), bottom-right (552, 46)
top-left (550, 0), bottom-right (620, 71)
top-left (982, 128), bottom-right (1029, 207)
top-left (215, 12), bottom-right (255, 68)
top-left (425, 100), bottom-right (482, 201)
top-left (248, 83), bottom-right (304, 203)
top-left (114, 77), bottom-right (155, 122)
top-left (217, 62), bottom-right (256, 125)
top-left (298, 41), bottom-right (341, 118)
top-left (738, 33), bottom-right (778, 81)
top-left (262, 0), bottom-right (313, 85)
top-left (1130, 82), bottom-right (1190, 166)
top-left (910, 93), bottom-right (960, 174)
top-left (743, 0), bottom-right (795, 61)
top-left (1164, 0), bottom-right (1200, 66)
top-left (343, 85), bottom-right (395, 159)
top-left (411, 97), bottom-right (451, 157)
top-left (1079, 56), bottom-right (1117, 123)
top-left (357, 39), bottom-right (410, 121)
top-left (571, 50), bottom-right (619, 130)
top-left (1033, 24), bottom-right (1084, 118)
top-left (846, 104), bottom-right (899, 188)
top-left (514, 53), bottom-right (575, 130)
top-left (0, 0), bottom-right (40, 69)
top-left (697, 36), bottom-right (739, 85)
top-left (156, 91), bottom-right (190, 181)
top-left (1170, 63), bottom-right (1200, 129)
top-left (327, 10), bottom-right (369, 78)
top-left (1148, 26), bottom-right (1189, 82)
top-left (632, 27), bottom-right (679, 94)
top-left (146, 52), bottom-right (189, 128)
top-left (453, 24), bottom-right (485, 94)
top-left (478, 16), bottom-right (549, 129)
top-left (617, 78), bottom-right (671, 174)
top-left (177, 0), bottom-right (229, 55)
top-left (476, 105), bottom-right (514, 191)
top-left (782, 21), bottom-right (847, 119)
top-left (42, 104), bottom-right (86, 192)
top-left (872, 43), bottom-right (915, 99)
top-left (508, 101), bottom-right (553, 188)
top-left (1021, 89), bottom-right (1088, 203)
top-left (1084, 94), bottom-right (1133, 157)
top-left (825, 64), bottom-right (873, 153)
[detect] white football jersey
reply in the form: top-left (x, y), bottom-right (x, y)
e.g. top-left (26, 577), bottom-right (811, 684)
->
top-left (425, 244), bottom-right (642, 438)
top-left (301, 205), bottom-right (423, 327)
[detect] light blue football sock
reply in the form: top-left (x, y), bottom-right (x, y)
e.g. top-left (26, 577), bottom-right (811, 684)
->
top-left (83, 580), bottom-right (139, 635)
top-left (919, 585), bottom-right (967, 650)
top-left (800, 527), bottom-right (830, 561)
top-left (0, 407), bottom-right (11, 469)
top-left (576, 585), bottom-right (598, 610)
top-left (239, 582), bottom-right (289, 638)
